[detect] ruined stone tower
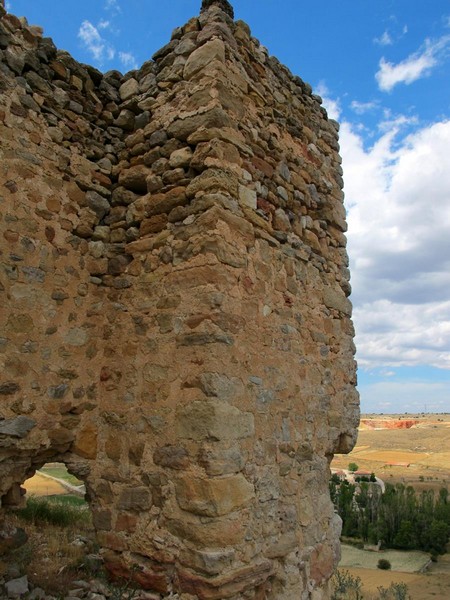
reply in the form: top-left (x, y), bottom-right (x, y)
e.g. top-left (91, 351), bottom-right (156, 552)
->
top-left (0, 0), bottom-right (359, 597)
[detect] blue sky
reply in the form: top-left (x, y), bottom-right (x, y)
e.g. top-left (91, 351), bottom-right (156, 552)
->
top-left (6, 1), bottom-right (450, 414)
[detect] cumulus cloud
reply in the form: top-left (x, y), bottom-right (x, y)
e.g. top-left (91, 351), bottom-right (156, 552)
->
top-left (119, 51), bottom-right (138, 71)
top-left (78, 20), bottom-right (115, 63)
top-left (340, 118), bottom-right (450, 369)
top-left (376, 35), bottom-right (450, 91)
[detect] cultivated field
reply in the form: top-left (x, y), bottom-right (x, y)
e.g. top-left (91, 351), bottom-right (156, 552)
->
top-left (333, 414), bottom-right (450, 599)
top-left (332, 413), bottom-right (450, 489)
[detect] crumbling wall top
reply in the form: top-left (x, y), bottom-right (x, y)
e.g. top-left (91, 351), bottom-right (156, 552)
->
top-left (201, 0), bottom-right (234, 19)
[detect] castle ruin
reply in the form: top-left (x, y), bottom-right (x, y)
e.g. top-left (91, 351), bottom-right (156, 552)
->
top-left (0, 0), bottom-right (359, 597)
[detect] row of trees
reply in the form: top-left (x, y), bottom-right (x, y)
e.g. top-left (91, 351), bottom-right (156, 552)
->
top-left (330, 478), bottom-right (450, 555)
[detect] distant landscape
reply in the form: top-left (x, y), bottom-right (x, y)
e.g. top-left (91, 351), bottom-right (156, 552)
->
top-left (332, 413), bottom-right (450, 599)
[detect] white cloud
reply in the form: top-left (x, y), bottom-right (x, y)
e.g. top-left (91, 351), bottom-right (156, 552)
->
top-left (98, 19), bottom-right (111, 30)
top-left (374, 31), bottom-right (393, 46)
top-left (78, 20), bottom-right (115, 64)
top-left (119, 51), bottom-right (138, 71)
top-left (351, 100), bottom-right (379, 115)
top-left (377, 111), bottom-right (417, 133)
top-left (315, 82), bottom-right (341, 121)
top-left (341, 118), bottom-right (450, 370)
top-left (376, 35), bottom-right (450, 92)
top-left (5, 0), bottom-right (12, 11)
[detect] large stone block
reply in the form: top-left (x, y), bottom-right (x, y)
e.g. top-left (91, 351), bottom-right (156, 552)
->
top-left (175, 473), bottom-right (254, 516)
top-left (176, 400), bottom-right (254, 441)
top-left (183, 39), bottom-right (226, 80)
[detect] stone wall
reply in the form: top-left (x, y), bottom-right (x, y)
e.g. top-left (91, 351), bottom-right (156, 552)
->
top-left (0, 1), bottom-right (359, 598)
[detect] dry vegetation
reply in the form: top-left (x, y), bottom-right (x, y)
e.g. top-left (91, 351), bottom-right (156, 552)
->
top-left (3, 499), bottom-right (98, 595)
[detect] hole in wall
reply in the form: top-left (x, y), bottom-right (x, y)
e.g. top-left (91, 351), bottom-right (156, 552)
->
top-left (23, 461), bottom-right (86, 499)
top-left (2, 462), bottom-right (102, 596)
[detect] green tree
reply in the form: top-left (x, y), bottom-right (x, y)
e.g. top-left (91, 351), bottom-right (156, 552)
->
top-left (348, 462), bottom-right (359, 473)
top-left (393, 520), bottom-right (416, 550)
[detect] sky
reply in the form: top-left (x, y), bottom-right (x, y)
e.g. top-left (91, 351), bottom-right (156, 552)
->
top-left (5, 0), bottom-right (450, 414)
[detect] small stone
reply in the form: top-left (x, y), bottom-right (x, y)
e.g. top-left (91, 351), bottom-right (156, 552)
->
top-left (169, 147), bottom-right (193, 168)
top-left (86, 191), bottom-right (110, 220)
top-left (148, 129), bottom-right (168, 147)
top-left (119, 165), bottom-right (152, 193)
top-left (273, 208), bottom-right (291, 232)
top-left (115, 109), bottom-right (135, 131)
top-left (277, 185), bottom-right (289, 202)
top-left (28, 589), bottom-right (46, 600)
top-left (5, 575), bottom-right (29, 598)
top-left (0, 382), bottom-right (20, 395)
top-left (238, 184), bottom-right (257, 209)
top-left (0, 416), bottom-right (36, 438)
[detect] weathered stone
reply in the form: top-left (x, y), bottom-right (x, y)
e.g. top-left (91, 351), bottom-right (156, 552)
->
top-left (0, 382), bottom-right (20, 395)
top-left (0, 416), bottom-right (36, 438)
top-left (238, 184), bottom-right (257, 209)
top-left (119, 165), bottom-right (153, 193)
top-left (183, 39), bottom-right (225, 80)
top-left (167, 107), bottom-right (233, 141)
top-left (176, 400), bottom-right (254, 441)
top-left (153, 445), bottom-right (190, 470)
top-left (5, 575), bottom-right (29, 598)
top-left (177, 561), bottom-right (274, 600)
top-left (117, 487), bottom-right (152, 511)
top-left (176, 473), bottom-right (254, 517)
top-left (197, 445), bottom-right (246, 476)
top-left (86, 191), bottom-right (110, 220)
top-left (323, 285), bottom-right (352, 315)
top-left (169, 146), bottom-right (193, 168)
top-left (119, 78), bottom-right (139, 101)
top-left (145, 186), bottom-right (188, 217)
top-left (186, 168), bottom-right (238, 198)
top-left (115, 108), bottom-right (135, 130)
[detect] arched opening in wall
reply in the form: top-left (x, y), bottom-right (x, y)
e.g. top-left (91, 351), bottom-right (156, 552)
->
top-left (2, 462), bottom-right (101, 596)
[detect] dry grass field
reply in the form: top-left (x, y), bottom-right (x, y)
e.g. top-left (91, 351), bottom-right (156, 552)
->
top-left (344, 564), bottom-right (450, 600)
top-left (333, 414), bottom-right (450, 599)
top-left (24, 472), bottom-right (68, 496)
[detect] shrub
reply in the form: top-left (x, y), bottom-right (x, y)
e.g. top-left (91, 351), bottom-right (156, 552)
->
top-left (331, 569), bottom-right (363, 600)
top-left (377, 558), bottom-right (391, 570)
top-left (378, 582), bottom-right (411, 600)
top-left (348, 462), bottom-right (359, 473)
